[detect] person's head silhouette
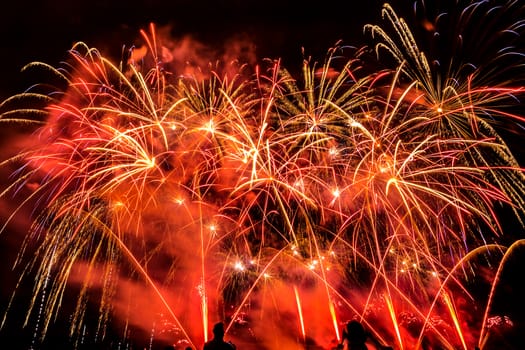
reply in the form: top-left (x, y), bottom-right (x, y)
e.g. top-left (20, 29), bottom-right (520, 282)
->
top-left (212, 322), bottom-right (225, 340)
top-left (204, 321), bottom-right (236, 349)
top-left (344, 320), bottom-right (367, 345)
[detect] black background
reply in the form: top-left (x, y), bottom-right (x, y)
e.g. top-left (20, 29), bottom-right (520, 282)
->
top-left (0, 0), bottom-right (391, 99)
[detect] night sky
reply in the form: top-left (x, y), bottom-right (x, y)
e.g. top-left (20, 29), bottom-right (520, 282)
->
top-left (0, 0), bottom-right (389, 99)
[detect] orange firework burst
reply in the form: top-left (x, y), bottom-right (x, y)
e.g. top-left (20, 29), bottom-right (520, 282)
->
top-left (1, 2), bottom-right (525, 350)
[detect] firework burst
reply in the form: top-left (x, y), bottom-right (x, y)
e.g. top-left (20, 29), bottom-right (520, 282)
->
top-left (1, 2), bottom-right (524, 349)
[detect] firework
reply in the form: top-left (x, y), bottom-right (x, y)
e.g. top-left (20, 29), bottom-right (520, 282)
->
top-left (1, 2), bottom-right (524, 349)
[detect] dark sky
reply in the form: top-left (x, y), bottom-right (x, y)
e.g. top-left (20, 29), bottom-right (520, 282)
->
top-left (0, 0), bottom-right (393, 99)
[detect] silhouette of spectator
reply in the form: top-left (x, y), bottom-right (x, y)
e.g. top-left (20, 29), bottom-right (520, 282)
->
top-left (339, 320), bottom-right (393, 350)
top-left (341, 320), bottom-right (368, 350)
top-left (203, 322), bottom-right (236, 350)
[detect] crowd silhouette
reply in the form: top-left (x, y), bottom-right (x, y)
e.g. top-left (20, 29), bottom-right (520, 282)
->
top-left (160, 319), bottom-right (489, 349)
top-left (195, 319), bottom-right (394, 350)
